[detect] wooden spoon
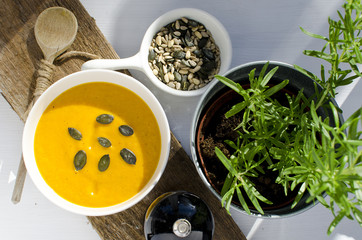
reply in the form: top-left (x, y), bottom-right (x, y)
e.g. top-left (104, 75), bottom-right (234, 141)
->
top-left (11, 7), bottom-right (78, 204)
top-left (35, 7), bottom-right (78, 62)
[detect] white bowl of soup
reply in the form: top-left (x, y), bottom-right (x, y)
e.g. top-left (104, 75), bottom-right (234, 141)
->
top-left (22, 70), bottom-right (170, 216)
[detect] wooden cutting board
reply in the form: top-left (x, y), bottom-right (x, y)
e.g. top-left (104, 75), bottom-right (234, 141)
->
top-left (0, 0), bottom-right (246, 239)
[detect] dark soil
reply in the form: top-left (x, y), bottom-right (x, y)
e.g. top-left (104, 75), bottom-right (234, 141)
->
top-left (197, 90), bottom-right (299, 210)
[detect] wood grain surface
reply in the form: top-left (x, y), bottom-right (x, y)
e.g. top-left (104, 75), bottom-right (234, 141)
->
top-left (0, 0), bottom-right (246, 239)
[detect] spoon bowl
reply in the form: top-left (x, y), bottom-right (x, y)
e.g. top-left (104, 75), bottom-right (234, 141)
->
top-left (34, 7), bottom-right (78, 62)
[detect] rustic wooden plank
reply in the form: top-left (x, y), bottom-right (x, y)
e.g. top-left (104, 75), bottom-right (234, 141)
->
top-left (0, 0), bottom-right (122, 121)
top-left (0, 0), bottom-right (246, 239)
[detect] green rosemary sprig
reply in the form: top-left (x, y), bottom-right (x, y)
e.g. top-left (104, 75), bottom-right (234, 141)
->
top-left (214, 0), bottom-right (361, 235)
top-left (296, 0), bottom-right (362, 109)
top-left (215, 65), bottom-right (362, 235)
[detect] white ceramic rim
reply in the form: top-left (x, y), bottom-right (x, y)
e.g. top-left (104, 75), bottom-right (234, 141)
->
top-left (22, 69), bottom-right (171, 216)
top-left (139, 8), bottom-right (232, 97)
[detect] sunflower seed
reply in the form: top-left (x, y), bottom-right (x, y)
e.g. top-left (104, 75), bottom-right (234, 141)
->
top-left (156, 35), bottom-right (162, 46)
top-left (194, 31), bottom-right (202, 39)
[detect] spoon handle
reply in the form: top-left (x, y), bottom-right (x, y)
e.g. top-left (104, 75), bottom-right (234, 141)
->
top-left (11, 60), bottom-right (55, 204)
top-left (81, 53), bottom-right (143, 71)
top-left (11, 155), bottom-right (26, 204)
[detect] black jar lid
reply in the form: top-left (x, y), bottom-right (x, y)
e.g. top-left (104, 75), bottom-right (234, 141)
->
top-left (144, 191), bottom-right (214, 240)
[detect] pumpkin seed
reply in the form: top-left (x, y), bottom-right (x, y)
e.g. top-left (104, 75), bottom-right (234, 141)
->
top-left (119, 125), bottom-right (134, 136)
top-left (181, 59), bottom-right (191, 67)
top-left (156, 61), bottom-right (164, 79)
top-left (201, 60), bottom-right (216, 74)
top-left (198, 38), bottom-right (208, 49)
top-left (120, 148), bottom-right (136, 165)
top-left (98, 137), bottom-right (112, 148)
top-left (96, 114), bottom-right (114, 124)
top-left (98, 154), bottom-right (110, 172)
top-left (74, 150), bottom-right (87, 171)
top-left (174, 71), bottom-right (182, 82)
top-left (181, 78), bottom-right (190, 90)
top-left (188, 19), bottom-right (199, 28)
top-left (184, 32), bottom-right (194, 47)
top-left (148, 49), bottom-right (156, 61)
top-left (193, 49), bottom-right (202, 57)
top-left (202, 48), bottom-right (215, 60)
top-left (173, 50), bottom-right (186, 59)
top-left (68, 127), bottom-right (82, 140)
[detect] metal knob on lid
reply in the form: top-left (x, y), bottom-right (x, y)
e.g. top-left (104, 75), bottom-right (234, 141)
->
top-left (144, 191), bottom-right (214, 240)
top-left (173, 219), bottom-right (192, 237)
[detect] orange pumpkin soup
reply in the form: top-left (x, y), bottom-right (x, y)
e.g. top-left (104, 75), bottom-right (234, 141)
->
top-left (34, 82), bottom-right (161, 208)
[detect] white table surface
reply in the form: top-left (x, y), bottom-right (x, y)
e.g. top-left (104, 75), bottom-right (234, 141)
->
top-left (1, 0), bottom-right (361, 239)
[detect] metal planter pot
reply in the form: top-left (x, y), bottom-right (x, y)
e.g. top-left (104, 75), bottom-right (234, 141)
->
top-left (190, 60), bottom-right (342, 218)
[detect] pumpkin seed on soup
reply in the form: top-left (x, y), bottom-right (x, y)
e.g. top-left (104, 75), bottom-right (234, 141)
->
top-left (98, 154), bottom-right (110, 172)
top-left (98, 137), bottom-right (112, 148)
top-left (68, 127), bottom-right (82, 140)
top-left (74, 150), bottom-right (87, 171)
top-left (96, 114), bottom-right (114, 124)
top-left (119, 125), bottom-right (134, 136)
top-left (120, 148), bottom-right (136, 165)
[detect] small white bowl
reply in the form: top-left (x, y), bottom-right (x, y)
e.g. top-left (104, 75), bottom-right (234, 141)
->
top-left (22, 69), bottom-right (170, 216)
top-left (82, 8), bottom-right (232, 97)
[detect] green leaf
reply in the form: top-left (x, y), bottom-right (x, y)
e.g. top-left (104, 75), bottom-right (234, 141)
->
top-left (316, 195), bottom-right (328, 208)
top-left (344, 140), bottom-right (362, 145)
top-left (292, 182), bottom-right (308, 208)
top-left (242, 179), bottom-right (265, 215)
top-left (329, 102), bottom-right (341, 128)
top-left (300, 27), bottom-right (329, 40)
top-left (303, 50), bottom-right (333, 61)
top-left (236, 186), bottom-right (251, 215)
top-left (221, 173), bottom-right (234, 196)
top-left (345, 107), bottom-right (362, 138)
top-left (283, 166), bottom-right (309, 175)
top-left (215, 75), bottom-right (243, 93)
top-left (224, 140), bottom-right (238, 151)
top-left (310, 101), bottom-right (320, 125)
top-left (244, 178), bottom-right (272, 203)
top-left (338, 74), bottom-right (359, 86)
top-left (294, 64), bottom-right (320, 82)
top-left (263, 79), bottom-right (289, 97)
top-left (221, 187), bottom-right (235, 214)
top-left (327, 212), bottom-right (345, 235)
top-left (215, 147), bottom-right (238, 176)
top-left (351, 207), bottom-right (362, 227)
top-left (353, 42), bottom-right (362, 63)
top-left (258, 62), bottom-right (270, 85)
top-left (261, 66), bottom-right (279, 87)
top-left (226, 101), bottom-right (248, 118)
top-left (249, 68), bottom-right (256, 81)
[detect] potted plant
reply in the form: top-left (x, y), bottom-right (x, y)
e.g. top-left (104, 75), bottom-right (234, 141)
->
top-left (190, 0), bottom-right (361, 235)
